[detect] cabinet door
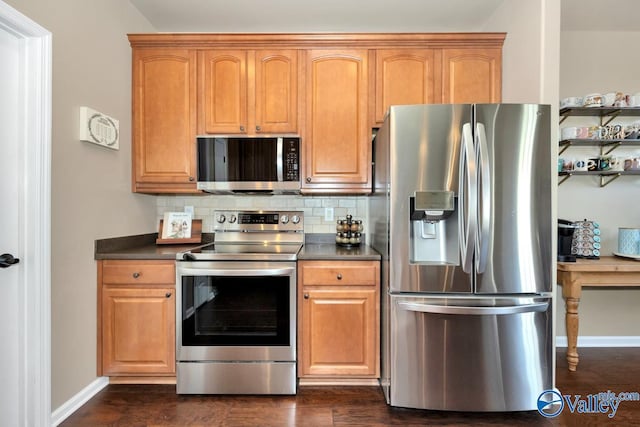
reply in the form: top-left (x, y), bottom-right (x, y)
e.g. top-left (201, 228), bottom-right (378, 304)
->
top-left (199, 50), bottom-right (248, 134)
top-left (441, 48), bottom-right (502, 104)
top-left (102, 286), bottom-right (175, 375)
top-left (299, 288), bottom-right (378, 377)
top-left (254, 50), bottom-right (299, 134)
top-left (303, 49), bottom-right (371, 193)
top-left (374, 49), bottom-right (437, 124)
top-left (132, 48), bottom-right (197, 193)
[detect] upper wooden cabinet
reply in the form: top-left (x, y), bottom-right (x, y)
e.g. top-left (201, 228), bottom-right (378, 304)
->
top-left (303, 49), bottom-right (371, 193)
top-left (441, 48), bottom-right (502, 104)
top-left (198, 49), bottom-right (299, 135)
top-left (374, 49), bottom-right (437, 124)
top-left (132, 48), bottom-right (197, 193)
top-left (128, 34), bottom-right (504, 194)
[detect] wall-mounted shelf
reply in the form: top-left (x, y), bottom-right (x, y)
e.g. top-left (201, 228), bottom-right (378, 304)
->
top-left (559, 138), bottom-right (640, 155)
top-left (558, 106), bottom-right (640, 187)
top-left (559, 106), bottom-right (640, 125)
top-left (558, 170), bottom-right (640, 187)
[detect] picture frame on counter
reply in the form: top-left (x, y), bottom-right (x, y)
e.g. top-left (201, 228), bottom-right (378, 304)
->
top-left (156, 212), bottom-right (202, 245)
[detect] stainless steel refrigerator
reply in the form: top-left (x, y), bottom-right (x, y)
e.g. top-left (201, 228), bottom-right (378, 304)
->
top-left (370, 104), bottom-right (554, 412)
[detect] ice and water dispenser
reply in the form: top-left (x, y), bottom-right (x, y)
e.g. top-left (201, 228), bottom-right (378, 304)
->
top-left (409, 191), bottom-right (459, 264)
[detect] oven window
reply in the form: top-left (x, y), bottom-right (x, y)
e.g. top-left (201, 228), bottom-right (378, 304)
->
top-left (181, 275), bottom-right (290, 346)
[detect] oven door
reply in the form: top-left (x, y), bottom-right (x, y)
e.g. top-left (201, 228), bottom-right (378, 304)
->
top-left (176, 261), bottom-right (296, 362)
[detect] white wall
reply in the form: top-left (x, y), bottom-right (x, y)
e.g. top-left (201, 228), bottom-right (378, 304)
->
top-left (557, 30), bottom-right (640, 336)
top-left (484, 0), bottom-right (544, 103)
top-left (4, 0), bottom-right (157, 409)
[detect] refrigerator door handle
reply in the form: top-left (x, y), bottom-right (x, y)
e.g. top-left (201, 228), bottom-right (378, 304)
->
top-left (397, 301), bottom-right (549, 316)
top-left (475, 122), bottom-right (491, 274)
top-left (458, 123), bottom-right (477, 274)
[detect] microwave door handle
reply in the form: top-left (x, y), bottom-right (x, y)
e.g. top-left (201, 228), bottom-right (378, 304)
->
top-left (178, 266), bottom-right (296, 277)
top-left (276, 137), bottom-right (284, 181)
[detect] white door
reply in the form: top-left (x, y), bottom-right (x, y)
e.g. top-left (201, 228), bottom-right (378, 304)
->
top-left (0, 2), bottom-right (51, 426)
top-left (0, 22), bottom-right (22, 427)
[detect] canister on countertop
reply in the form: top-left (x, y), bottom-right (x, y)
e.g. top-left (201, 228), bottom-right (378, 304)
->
top-left (335, 215), bottom-right (363, 247)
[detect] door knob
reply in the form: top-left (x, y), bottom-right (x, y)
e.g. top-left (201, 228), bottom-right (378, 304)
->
top-left (303, 293), bottom-right (309, 299)
top-left (165, 292), bottom-right (172, 298)
top-left (0, 253), bottom-right (20, 268)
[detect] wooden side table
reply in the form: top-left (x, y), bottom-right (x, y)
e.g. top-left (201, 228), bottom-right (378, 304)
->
top-left (557, 256), bottom-right (640, 371)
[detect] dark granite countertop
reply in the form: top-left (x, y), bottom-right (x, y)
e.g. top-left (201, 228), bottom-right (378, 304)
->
top-left (95, 233), bottom-right (380, 261)
top-left (298, 234), bottom-right (381, 260)
top-left (297, 243), bottom-right (380, 260)
top-left (94, 233), bottom-right (213, 260)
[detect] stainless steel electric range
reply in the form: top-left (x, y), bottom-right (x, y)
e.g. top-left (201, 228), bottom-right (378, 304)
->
top-left (175, 210), bottom-right (304, 395)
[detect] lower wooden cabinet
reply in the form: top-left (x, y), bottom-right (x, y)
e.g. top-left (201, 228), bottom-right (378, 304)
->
top-left (98, 260), bottom-right (175, 379)
top-left (298, 260), bottom-right (380, 380)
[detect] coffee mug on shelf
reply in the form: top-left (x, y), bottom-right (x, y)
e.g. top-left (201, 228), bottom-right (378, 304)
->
top-left (573, 158), bottom-right (588, 172)
top-left (587, 126), bottom-right (601, 139)
top-left (562, 158), bottom-right (574, 172)
top-left (560, 96), bottom-right (583, 108)
top-left (561, 126), bottom-right (589, 140)
top-left (610, 124), bottom-right (624, 140)
top-left (624, 124), bottom-right (640, 140)
top-left (583, 93), bottom-right (603, 108)
top-left (598, 156), bottom-right (611, 171)
top-left (598, 126), bottom-right (610, 139)
top-left (603, 92), bottom-right (617, 107)
top-left (610, 157), bottom-right (624, 172)
top-left (625, 157), bottom-right (640, 171)
top-left (628, 94), bottom-right (640, 107)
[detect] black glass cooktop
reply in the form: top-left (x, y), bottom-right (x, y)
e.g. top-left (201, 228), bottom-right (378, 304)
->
top-left (179, 242), bottom-right (302, 261)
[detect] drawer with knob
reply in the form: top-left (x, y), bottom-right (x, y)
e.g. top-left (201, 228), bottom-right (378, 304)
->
top-left (298, 260), bottom-right (378, 286)
top-left (101, 259), bottom-right (175, 285)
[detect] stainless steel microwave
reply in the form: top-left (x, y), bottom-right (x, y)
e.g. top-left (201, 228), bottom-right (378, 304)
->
top-left (197, 136), bottom-right (301, 194)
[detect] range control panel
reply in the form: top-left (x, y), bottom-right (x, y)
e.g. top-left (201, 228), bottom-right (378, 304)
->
top-left (213, 210), bottom-right (304, 232)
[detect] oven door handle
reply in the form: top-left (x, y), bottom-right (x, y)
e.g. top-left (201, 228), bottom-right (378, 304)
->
top-left (178, 266), bottom-right (296, 276)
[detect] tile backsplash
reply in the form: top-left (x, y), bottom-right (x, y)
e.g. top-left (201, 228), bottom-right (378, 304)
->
top-left (157, 195), bottom-right (369, 234)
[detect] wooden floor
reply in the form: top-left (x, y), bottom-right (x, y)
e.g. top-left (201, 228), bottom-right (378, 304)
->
top-left (61, 349), bottom-right (640, 426)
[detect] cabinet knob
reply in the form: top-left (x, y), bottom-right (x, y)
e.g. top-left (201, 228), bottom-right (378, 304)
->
top-left (304, 293), bottom-right (309, 299)
top-left (165, 292), bottom-right (172, 298)
top-left (132, 272), bottom-right (140, 279)
top-left (256, 125), bottom-right (261, 132)
top-left (306, 177), bottom-right (312, 183)
top-left (188, 176), bottom-right (195, 182)
top-left (337, 273), bottom-right (342, 280)
top-left (240, 125), bottom-right (245, 132)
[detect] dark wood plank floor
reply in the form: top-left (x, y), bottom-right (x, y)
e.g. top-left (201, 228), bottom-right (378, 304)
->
top-left (61, 349), bottom-right (640, 426)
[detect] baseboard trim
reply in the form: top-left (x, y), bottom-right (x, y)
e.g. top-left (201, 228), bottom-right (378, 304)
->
top-left (299, 378), bottom-right (380, 386)
top-left (51, 376), bottom-right (109, 427)
top-left (556, 336), bottom-right (640, 347)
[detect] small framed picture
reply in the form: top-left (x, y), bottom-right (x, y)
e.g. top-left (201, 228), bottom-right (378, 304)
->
top-left (161, 212), bottom-right (192, 239)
